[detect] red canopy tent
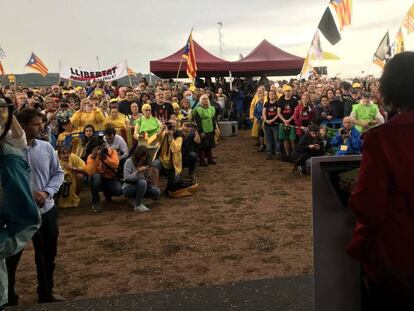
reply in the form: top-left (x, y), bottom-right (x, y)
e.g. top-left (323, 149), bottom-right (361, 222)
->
top-left (230, 39), bottom-right (305, 76)
top-left (150, 40), bottom-right (231, 78)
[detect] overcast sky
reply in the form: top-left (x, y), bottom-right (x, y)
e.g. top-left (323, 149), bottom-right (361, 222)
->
top-left (0, 0), bottom-right (412, 78)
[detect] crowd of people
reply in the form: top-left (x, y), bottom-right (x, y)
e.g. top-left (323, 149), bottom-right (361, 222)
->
top-left (1, 50), bottom-right (413, 309)
top-left (247, 76), bottom-right (390, 173)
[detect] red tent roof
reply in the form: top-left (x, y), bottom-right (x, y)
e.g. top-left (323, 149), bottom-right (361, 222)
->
top-left (230, 39), bottom-right (305, 76)
top-left (150, 40), bottom-right (230, 78)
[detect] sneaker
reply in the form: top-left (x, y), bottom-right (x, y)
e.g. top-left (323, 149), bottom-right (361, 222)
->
top-left (134, 204), bottom-right (150, 212)
top-left (92, 203), bottom-right (103, 213)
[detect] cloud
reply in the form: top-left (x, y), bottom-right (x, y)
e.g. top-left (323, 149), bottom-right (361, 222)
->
top-left (0, 0), bottom-right (412, 78)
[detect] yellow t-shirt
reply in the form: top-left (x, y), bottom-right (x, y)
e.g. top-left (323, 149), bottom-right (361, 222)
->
top-left (105, 113), bottom-right (127, 130)
top-left (70, 109), bottom-right (106, 132)
top-left (59, 153), bottom-right (85, 208)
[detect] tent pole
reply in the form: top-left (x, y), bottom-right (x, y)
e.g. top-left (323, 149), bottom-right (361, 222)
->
top-left (229, 71), bottom-right (233, 91)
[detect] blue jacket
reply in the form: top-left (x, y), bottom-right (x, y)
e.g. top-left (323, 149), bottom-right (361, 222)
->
top-left (231, 89), bottom-right (245, 113)
top-left (331, 127), bottom-right (362, 155)
top-left (254, 101), bottom-right (264, 121)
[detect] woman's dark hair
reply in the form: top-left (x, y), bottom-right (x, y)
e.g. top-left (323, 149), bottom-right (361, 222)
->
top-left (132, 145), bottom-right (149, 167)
top-left (380, 52), bottom-right (414, 110)
top-left (320, 95), bottom-right (329, 102)
top-left (57, 145), bottom-right (71, 156)
top-left (82, 124), bottom-right (95, 145)
top-left (83, 124), bottom-right (95, 134)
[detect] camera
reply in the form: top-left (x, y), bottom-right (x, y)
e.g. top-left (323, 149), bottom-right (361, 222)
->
top-left (99, 147), bottom-right (109, 158)
top-left (165, 122), bottom-right (173, 131)
top-left (340, 128), bottom-right (349, 136)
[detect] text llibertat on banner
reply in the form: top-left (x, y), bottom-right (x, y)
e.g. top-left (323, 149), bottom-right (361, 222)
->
top-left (59, 60), bottom-right (128, 83)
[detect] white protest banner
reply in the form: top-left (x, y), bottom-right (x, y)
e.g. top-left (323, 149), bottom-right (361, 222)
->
top-left (59, 60), bottom-right (128, 83)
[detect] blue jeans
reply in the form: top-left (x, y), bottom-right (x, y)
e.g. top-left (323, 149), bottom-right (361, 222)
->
top-left (123, 179), bottom-right (160, 205)
top-left (89, 173), bottom-right (122, 204)
top-left (264, 125), bottom-right (281, 155)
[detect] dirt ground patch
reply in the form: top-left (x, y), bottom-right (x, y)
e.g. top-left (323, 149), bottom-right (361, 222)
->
top-left (14, 130), bottom-right (313, 305)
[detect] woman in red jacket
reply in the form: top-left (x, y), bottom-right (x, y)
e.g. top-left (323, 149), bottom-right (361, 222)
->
top-left (347, 52), bottom-right (414, 309)
top-left (293, 92), bottom-right (314, 138)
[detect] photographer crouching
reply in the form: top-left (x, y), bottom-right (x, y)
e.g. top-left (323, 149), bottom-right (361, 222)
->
top-left (122, 146), bottom-right (161, 212)
top-left (330, 116), bottom-right (362, 155)
top-left (151, 119), bottom-right (183, 189)
top-left (181, 120), bottom-right (201, 177)
top-left (82, 139), bottom-right (122, 213)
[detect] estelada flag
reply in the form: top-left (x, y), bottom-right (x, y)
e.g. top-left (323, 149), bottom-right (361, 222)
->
top-left (182, 31), bottom-right (197, 80)
top-left (318, 7), bottom-right (341, 45)
top-left (127, 67), bottom-right (137, 77)
top-left (25, 52), bottom-right (48, 77)
top-left (330, 0), bottom-right (352, 31)
top-left (403, 3), bottom-right (414, 34)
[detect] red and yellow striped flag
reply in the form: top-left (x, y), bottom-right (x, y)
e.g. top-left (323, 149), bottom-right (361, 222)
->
top-left (25, 52), bottom-right (48, 77)
top-left (127, 67), bottom-right (137, 77)
top-left (330, 0), bottom-right (352, 31)
top-left (182, 31), bottom-right (197, 80)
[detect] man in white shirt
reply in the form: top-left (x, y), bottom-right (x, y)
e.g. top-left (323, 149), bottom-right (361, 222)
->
top-left (103, 126), bottom-right (129, 176)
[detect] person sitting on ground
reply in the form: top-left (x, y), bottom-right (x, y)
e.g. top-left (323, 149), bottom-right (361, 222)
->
top-left (180, 120), bottom-right (201, 176)
top-left (70, 98), bottom-right (105, 132)
top-left (122, 146), bottom-right (161, 213)
top-left (133, 103), bottom-right (162, 161)
top-left (291, 124), bottom-right (326, 174)
top-left (103, 125), bottom-right (129, 175)
top-left (193, 94), bottom-right (217, 166)
top-left (82, 139), bottom-right (122, 213)
top-left (57, 145), bottom-right (86, 208)
top-left (314, 95), bottom-right (337, 125)
top-left (330, 116), bottom-right (362, 155)
top-left (350, 91), bottom-right (384, 133)
top-left (151, 119), bottom-right (182, 188)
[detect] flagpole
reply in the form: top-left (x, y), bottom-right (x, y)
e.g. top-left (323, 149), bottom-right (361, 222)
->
top-left (176, 27), bottom-right (194, 86)
top-left (126, 60), bottom-right (133, 88)
top-left (175, 56), bottom-right (185, 83)
top-left (58, 60), bottom-right (61, 83)
top-left (96, 56), bottom-right (101, 71)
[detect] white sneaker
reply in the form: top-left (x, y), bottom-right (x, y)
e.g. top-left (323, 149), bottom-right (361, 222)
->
top-left (134, 204), bottom-right (150, 212)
